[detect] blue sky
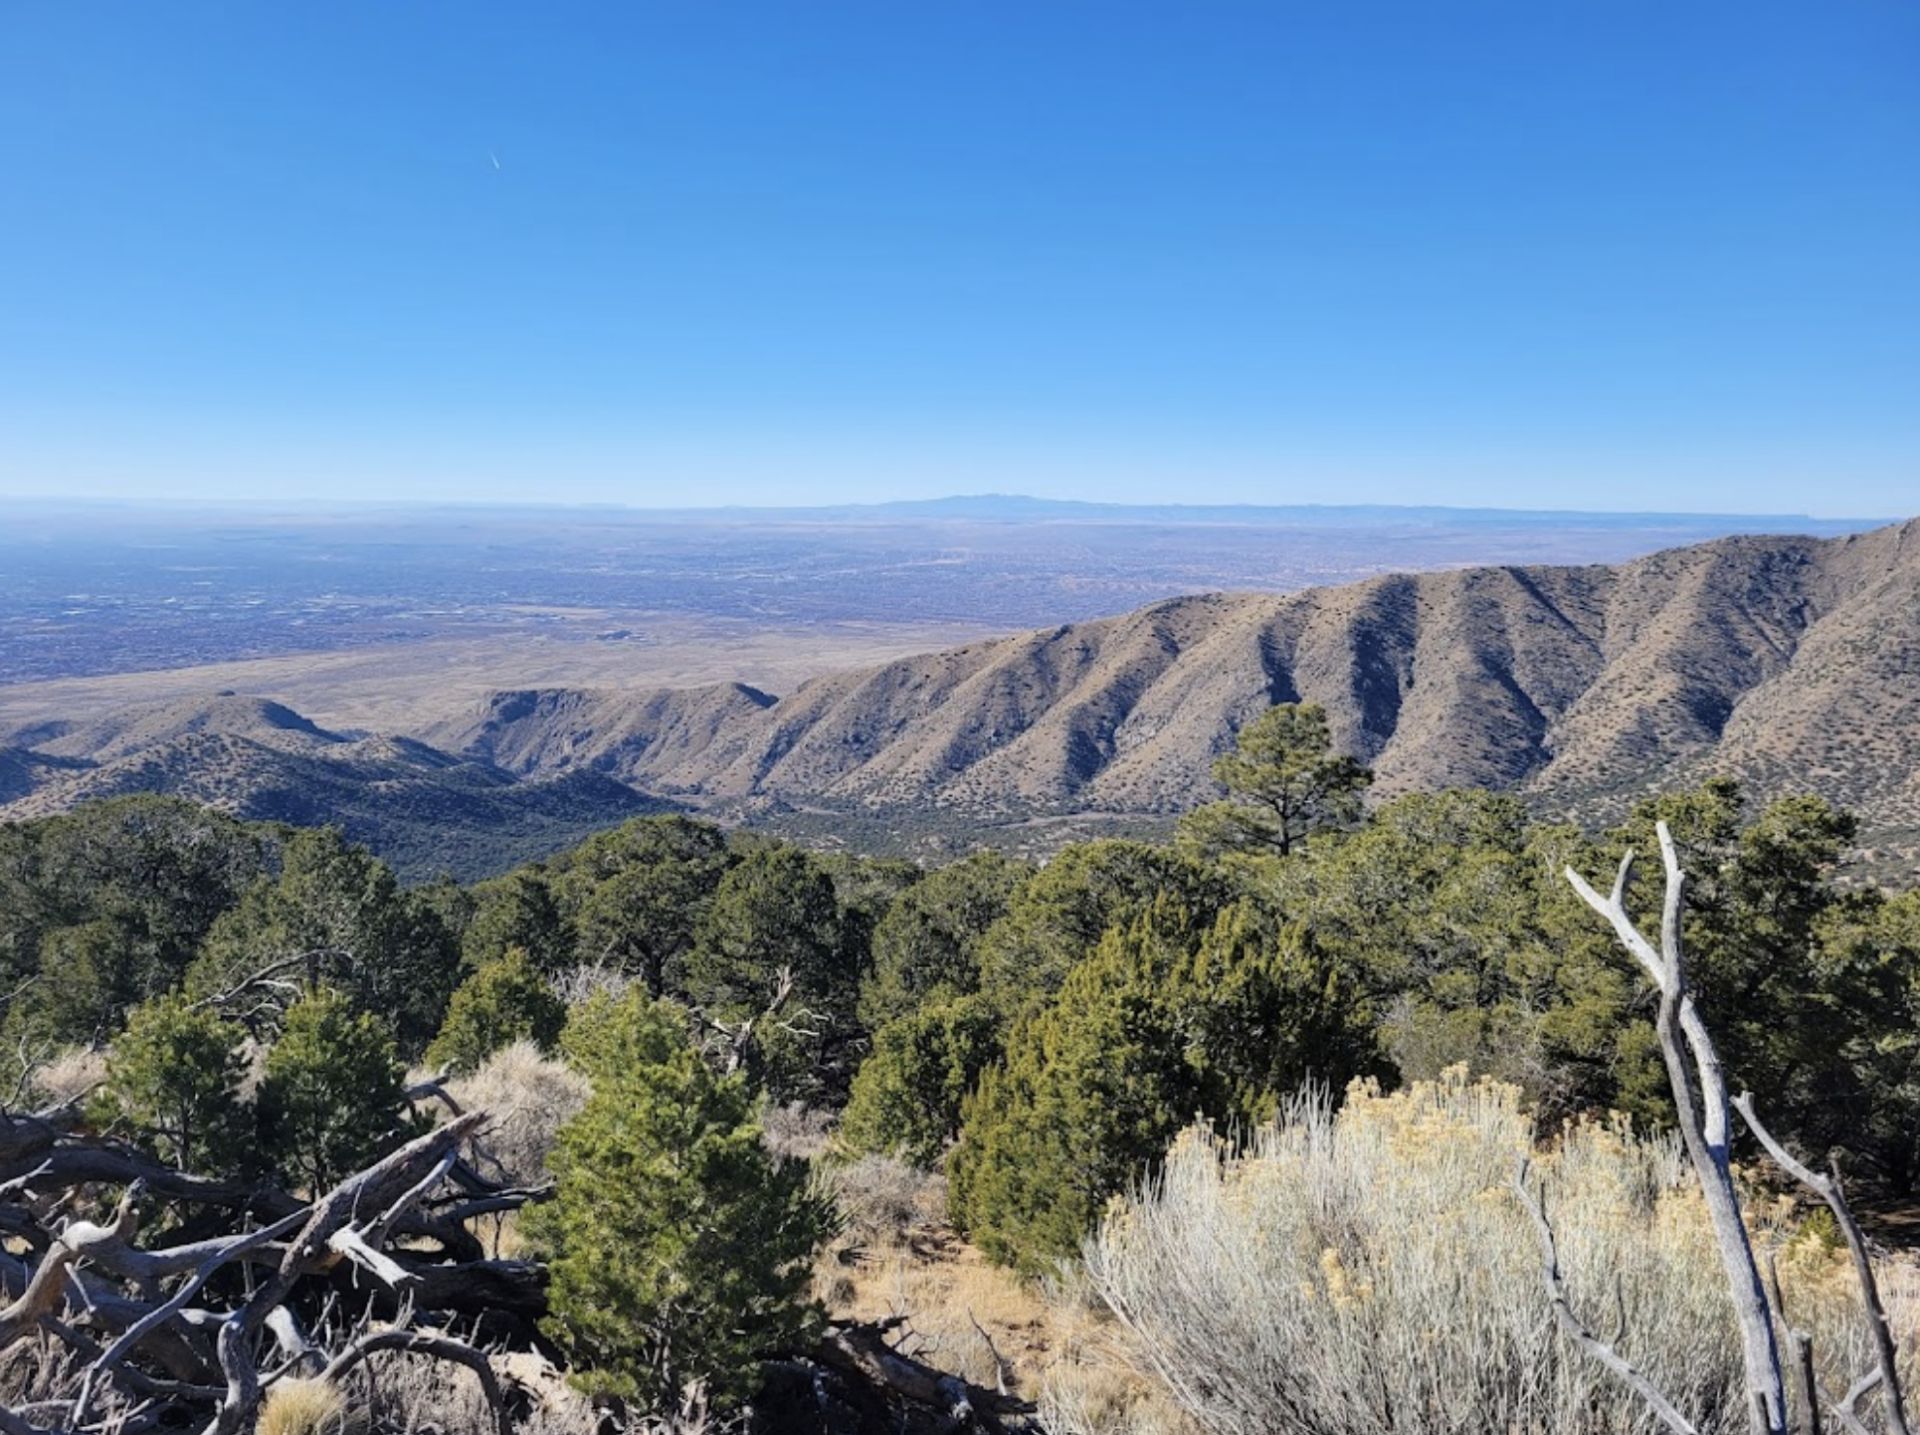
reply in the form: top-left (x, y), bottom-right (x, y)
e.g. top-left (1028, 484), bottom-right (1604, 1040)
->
top-left (1, 3), bottom-right (1915, 515)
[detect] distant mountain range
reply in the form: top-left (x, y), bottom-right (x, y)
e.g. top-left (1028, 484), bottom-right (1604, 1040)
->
top-left (5, 518), bottom-right (1917, 875)
top-left (618, 493), bottom-right (1884, 531)
top-left (6, 492), bottom-right (1882, 532)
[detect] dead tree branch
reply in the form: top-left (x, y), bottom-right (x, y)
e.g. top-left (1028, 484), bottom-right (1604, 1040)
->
top-left (1734, 1091), bottom-right (1912, 1435)
top-left (811, 1321), bottom-right (1036, 1433)
top-left (1564, 822), bottom-right (1789, 1435)
top-left (699, 966), bottom-right (803, 1074)
top-left (1512, 1158), bottom-right (1700, 1435)
top-left (0, 1105), bottom-right (537, 1435)
top-left (320, 1327), bottom-right (514, 1435)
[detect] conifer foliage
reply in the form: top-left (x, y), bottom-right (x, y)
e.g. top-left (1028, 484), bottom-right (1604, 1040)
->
top-left (426, 946), bottom-right (567, 1075)
top-left (256, 985), bottom-right (413, 1191)
top-left (949, 899), bottom-right (1381, 1273)
top-left (99, 990), bottom-right (252, 1174)
top-left (529, 987), bottom-right (831, 1409)
top-left (1178, 700), bottom-right (1373, 858)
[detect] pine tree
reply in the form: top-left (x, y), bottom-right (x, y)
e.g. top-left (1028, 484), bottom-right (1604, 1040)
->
top-left (256, 986), bottom-right (412, 1192)
top-left (426, 947), bottom-right (567, 1075)
top-left (529, 988), bottom-right (830, 1409)
top-left (1177, 701), bottom-right (1372, 859)
top-left (100, 991), bottom-right (252, 1174)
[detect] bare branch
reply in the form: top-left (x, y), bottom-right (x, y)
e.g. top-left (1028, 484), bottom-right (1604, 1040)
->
top-left (697, 965), bottom-right (800, 1074)
top-left (1790, 1330), bottom-right (1824, 1435)
top-left (1512, 1158), bottom-right (1700, 1435)
top-left (1818, 1370), bottom-right (1884, 1435)
top-left (71, 1206), bottom-right (311, 1424)
top-left (404, 1068), bottom-right (464, 1117)
top-left (1564, 853), bottom-right (1666, 987)
top-left (1734, 1092), bottom-right (1912, 1435)
top-left (1564, 825), bottom-right (1788, 1435)
top-left (319, 1328), bottom-right (513, 1435)
top-left (202, 1113), bottom-right (487, 1435)
top-left (0, 1180), bottom-right (143, 1347)
top-left (187, 948), bottom-right (351, 1020)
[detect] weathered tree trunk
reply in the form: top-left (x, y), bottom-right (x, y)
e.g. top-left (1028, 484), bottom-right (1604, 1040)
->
top-left (1564, 823), bottom-right (1789, 1435)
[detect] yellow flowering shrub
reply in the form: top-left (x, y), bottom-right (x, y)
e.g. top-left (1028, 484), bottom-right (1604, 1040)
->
top-left (1076, 1070), bottom-right (1918, 1435)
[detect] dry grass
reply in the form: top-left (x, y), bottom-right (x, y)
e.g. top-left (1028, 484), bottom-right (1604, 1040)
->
top-left (812, 1155), bottom-right (1184, 1430)
top-left (259, 1378), bottom-right (358, 1435)
top-left (0, 1335), bottom-right (88, 1417)
top-left (444, 1039), bottom-right (590, 1188)
top-left (820, 1153), bottom-right (945, 1248)
top-left (761, 1100), bottom-right (835, 1163)
top-left (1076, 1068), bottom-right (1920, 1435)
top-left (28, 1044), bottom-right (107, 1109)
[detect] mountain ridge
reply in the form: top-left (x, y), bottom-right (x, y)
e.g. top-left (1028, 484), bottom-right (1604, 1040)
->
top-left (424, 519), bottom-right (1920, 857)
top-left (0, 694), bottom-right (677, 879)
top-left (5, 519), bottom-right (1917, 872)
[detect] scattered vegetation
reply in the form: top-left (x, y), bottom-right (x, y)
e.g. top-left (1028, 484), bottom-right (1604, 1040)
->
top-left (5, 696), bottom-right (1920, 1430)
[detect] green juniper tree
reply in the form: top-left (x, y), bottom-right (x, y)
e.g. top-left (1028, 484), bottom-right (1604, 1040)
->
top-left (684, 846), bottom-right (855, 1102)
top-left (530, 988), bottom-right (831, 1409)
top-left (858, 851), bottom-right (1026, 1031)
top-left (549, 815), bottom-right (737, 996)
top-left (99, 991), bottom-right (252, 1174)
top-left (839, 993), bottom-right (1001, 1168)
top-left (460, 869), bottom-right (574, 974)
top-left (974, 839), bottom-right (1224, 1019)
top-left (189, 827), bottom-right (460, 1054)
top-left (1, 797), bottom-right (269, 1046)
top-left (426, 946), bottom-right (567, 1074)
top-left (256, 986), bottom-right (413, 1192)
top-left (950, 899), bottom-right (1379, 1273)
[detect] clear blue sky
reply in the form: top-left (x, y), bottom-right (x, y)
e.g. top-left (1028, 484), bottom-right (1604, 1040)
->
top-left (2, 3), bottom-right (1915, 515)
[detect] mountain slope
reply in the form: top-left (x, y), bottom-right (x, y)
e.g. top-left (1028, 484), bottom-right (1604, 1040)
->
top-left (426, 682), bottom-right (777, 789)
top-left (0, 696), bottom-right (676, 879)
top-left (447, 519), bottom-right (1920, 853)
top-left (9, 520), bottom-right (1917, 870)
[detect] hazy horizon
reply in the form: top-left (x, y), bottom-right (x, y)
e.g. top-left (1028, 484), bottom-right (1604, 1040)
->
top-left (0, 491), bottom-right (1901, 526)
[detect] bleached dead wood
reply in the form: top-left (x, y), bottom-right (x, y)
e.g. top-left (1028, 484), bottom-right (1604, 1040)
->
top-left (320, 1327), bottom-right (514, 1435)
top-left (0, 1105), bottom-right (534, 1435)
top-left (1734, 1092), bottom-right (1913, 1435)
top-left (1512, 1156), bottom-right (1701, 1435)
top-left (1563, 822), bottom-right (1790, 1435)
top-left (810, 1321), bottom-right (1037, 1433)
